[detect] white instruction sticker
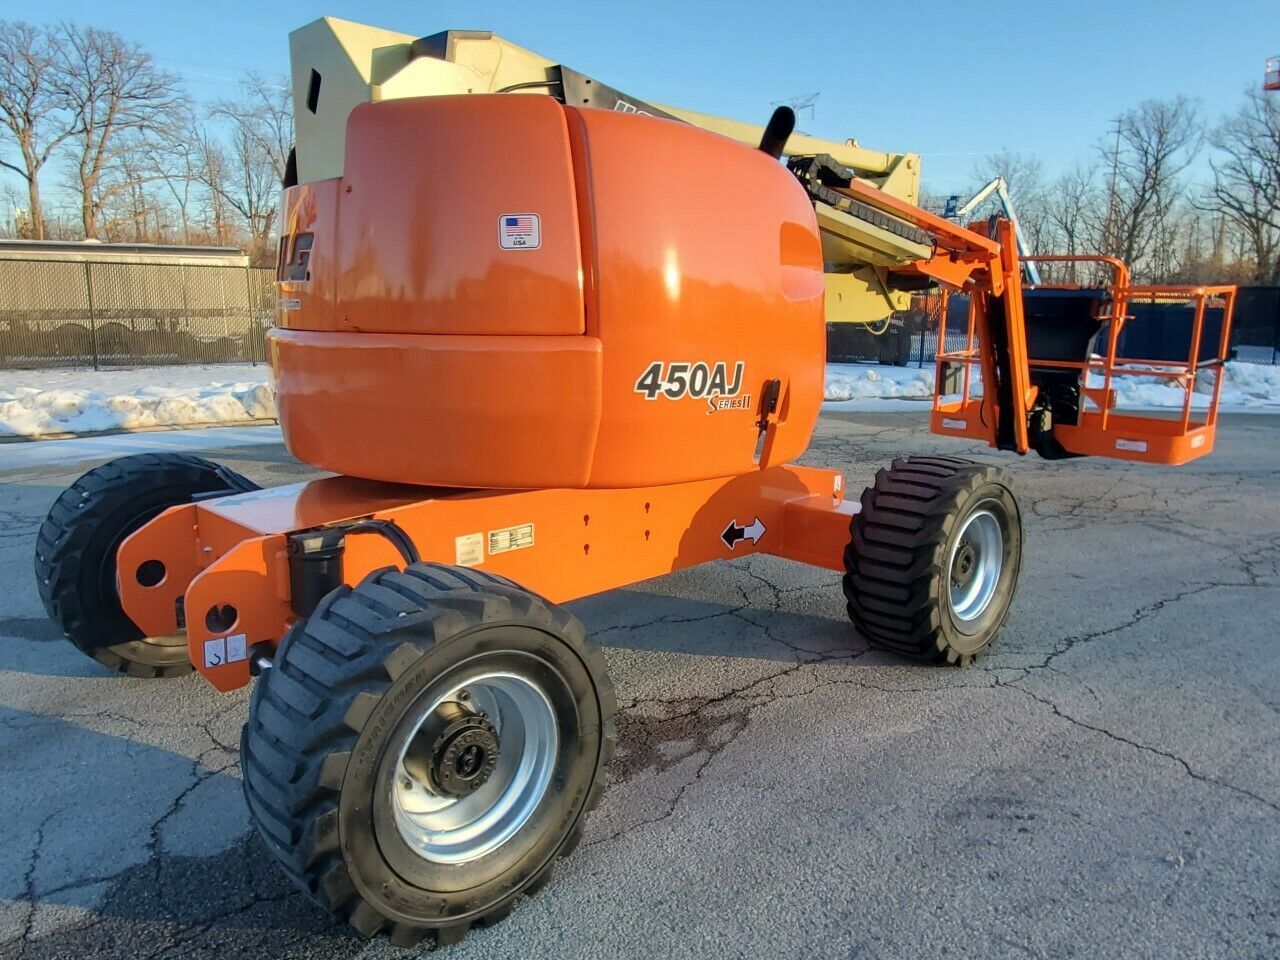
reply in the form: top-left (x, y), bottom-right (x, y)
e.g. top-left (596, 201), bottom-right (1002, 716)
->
top-left (1115, 438), bottom-right (1148, 453)
top-left (203, 637), bottom-right (226, 669)
top-left (942, 418), bottom-right (967, 430)
top-left (489, 523), bottom-right (535, 556)
top-left (455, 532), bottom-right (484, 567)
top-left (203, 634), bottom-right (248, 668)
top-left (1191, 434), bottom-right (1206, 449)
top-left (226, 633), bottom-right (248, 663)
top-left (498, 213), bottom-right (541, 250)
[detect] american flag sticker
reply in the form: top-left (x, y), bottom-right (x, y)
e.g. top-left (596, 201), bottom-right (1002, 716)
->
top-left (498, 213), bottom-right (541, 250)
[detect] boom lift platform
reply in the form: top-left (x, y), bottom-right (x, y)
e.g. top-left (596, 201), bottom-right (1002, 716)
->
top-left (34, 16), bottom-right (1235, 948)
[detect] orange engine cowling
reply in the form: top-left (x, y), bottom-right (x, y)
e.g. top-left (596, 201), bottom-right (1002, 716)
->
top-left (271, 94), bottom-right (825, 489)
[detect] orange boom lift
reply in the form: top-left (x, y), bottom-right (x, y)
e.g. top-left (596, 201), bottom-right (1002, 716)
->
top-left (35, 26), bottom-right (1235, 949)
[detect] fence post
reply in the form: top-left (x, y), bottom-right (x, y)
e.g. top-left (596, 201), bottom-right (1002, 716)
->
top-left (84, 260), bottom-right (99, 371)
top-left (245, 265), bottom-right (259, 365)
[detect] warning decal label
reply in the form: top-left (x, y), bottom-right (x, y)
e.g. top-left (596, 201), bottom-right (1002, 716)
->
top-left (455, 532), bottom-right (484, 567)
top-left (1115, 438), bottom-right (1149, 453)
top-left (203, 633), bottom-right (247, 668)
top-left (489, 523), bottom-right (535, 556)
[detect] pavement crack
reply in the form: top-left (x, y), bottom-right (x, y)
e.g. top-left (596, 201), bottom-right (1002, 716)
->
top-left (12, 809), bottom-right (60, 960)
top-left (1003, 680), bottom-right (1280, 815)
top-left (141, 745), bottom-right (242, 920)
top-left (1019, 583), bottom-right (1238, 674)
top-left (594, 593), bottom-right (873, 850)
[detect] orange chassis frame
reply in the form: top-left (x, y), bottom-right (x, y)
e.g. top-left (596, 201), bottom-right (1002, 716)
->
top-left (118, 465), bottom-right (853, 692)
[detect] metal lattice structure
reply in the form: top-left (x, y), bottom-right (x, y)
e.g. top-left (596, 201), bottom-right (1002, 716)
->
top-left (0, 242), bottom-right (275, 369)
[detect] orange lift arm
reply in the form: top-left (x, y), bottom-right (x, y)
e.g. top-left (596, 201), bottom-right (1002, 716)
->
top-left (831, 179), bottom-right (1035, 454)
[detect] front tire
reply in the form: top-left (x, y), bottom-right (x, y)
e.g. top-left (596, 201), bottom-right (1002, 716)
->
top-left (241, 563), bottom-right (616, 948)
top-left (843, 456), bottom-right (1022, 664)
top-left (34, 453), bottom-right (257, 678)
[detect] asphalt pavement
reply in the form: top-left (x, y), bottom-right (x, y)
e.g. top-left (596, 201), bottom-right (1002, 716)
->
top-left (1, 411), bottom-right (1277, 960)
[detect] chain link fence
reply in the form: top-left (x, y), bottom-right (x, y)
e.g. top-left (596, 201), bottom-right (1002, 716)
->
top-left (0, 255), bottom-right (276, 370)
top-left (4, 252), bottom-right (1274, 372)
top-left (1232, 287), bottom-right (1280, 365)
top-left (827, 294), bottom-right (970, 368)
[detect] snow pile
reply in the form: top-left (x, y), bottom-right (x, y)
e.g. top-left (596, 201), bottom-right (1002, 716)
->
top-left (0, 364), bottom-right (275, 438)
top-left (824, 363), bottom-right (936, 406)
top-left (2, 358), bottom-right (1277, 440)
top-left (824, 361), bottom-right (1280, 413)
top-left (1197, 362), bottom-right (1280, 409)
top-left (1085, 361), bottom-right (1280, 411)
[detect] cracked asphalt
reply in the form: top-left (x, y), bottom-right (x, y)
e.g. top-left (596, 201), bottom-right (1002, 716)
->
top-left (2, 411), bottom-right (1278, 960)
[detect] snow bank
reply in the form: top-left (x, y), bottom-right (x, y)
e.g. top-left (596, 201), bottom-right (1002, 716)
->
top-left (824, 361), bottom-right (1280, 412)
top-left (1086, 361), bottom-right (1280, 411)
top-left (0, 364), bottom-right (275, 438)
top-left (823, 363), bottom-right (936, 408)
top-left (2, 359), bottom-right (1277, 440)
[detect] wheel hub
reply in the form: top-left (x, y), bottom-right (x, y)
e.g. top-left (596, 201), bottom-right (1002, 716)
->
top-left (403, 698), bottom-right (500, 797)
top-left (947, 507), bottom-right (1005, 630)
top-left (951, 541), bottom-right (978, 588)
top-left (388, 671), bottom-right (560, 865)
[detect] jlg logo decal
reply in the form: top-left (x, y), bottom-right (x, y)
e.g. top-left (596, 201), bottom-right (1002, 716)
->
top-left (634, 361), bottom-right (748, 413)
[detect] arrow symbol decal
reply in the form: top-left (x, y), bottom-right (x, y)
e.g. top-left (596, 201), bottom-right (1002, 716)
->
top-left (721, 516), bottom-right (766, 550)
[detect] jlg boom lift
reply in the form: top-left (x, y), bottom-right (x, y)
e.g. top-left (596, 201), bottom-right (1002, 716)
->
top-left (34, 17), bottom-right (1236, 948)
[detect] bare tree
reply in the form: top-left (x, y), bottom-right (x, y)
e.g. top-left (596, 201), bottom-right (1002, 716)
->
top-left (0, 21), bottom-right (80, 239)
top-left (140, 106), bottom-right (203, 244)
top-left (1041, 164), bottom-right (1105, 283)
top-left (217, 73), bottom-right (291, 182)
top-left (202, 74), bottom-right (291, 260)
top-left (107, 144), bottom-right (170, 242)
top-left (1204, 87), bottom-right (1280, 284)
top-left (967, 149), bottom-right (1052, 255)
top-left (1099, 96), bottom-right (1202, 276)
top-left (52, 23), bottom-right (185, 238)
top-left (972, 148), bottom-right (1045, 209)
top-left (192, 122), bottom-right (235, 246)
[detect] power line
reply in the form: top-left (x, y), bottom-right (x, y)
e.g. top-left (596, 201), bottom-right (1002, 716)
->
top-left (770, 92), bottom-right (819, 121)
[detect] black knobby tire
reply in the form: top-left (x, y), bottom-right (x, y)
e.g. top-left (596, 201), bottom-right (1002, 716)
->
top-left (34, 453), bottom-right (257, 678)
top-left (842, 456), bottom-right (1022, 665)
top-left (240, 562), bottom-right (617, 948)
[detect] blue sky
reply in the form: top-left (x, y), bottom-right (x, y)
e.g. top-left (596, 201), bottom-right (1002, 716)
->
top-left (5, 0), bottom-right (1279, 195)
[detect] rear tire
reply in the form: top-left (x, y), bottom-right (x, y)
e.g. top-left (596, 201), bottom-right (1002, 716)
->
top-left (240, 562), bottom-right (616, 947)
top-left (842, 456), bottom-right (1022, 664)
top-left (34, 453), bottom-right (257, 678)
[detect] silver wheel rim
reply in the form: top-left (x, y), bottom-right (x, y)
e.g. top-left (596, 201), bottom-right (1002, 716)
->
top-left (391, 671), bottom-right (559, 865)
top-left (948, 508), bottom-right (1003, 631)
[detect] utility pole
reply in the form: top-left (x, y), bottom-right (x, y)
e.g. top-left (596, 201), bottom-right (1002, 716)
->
top-left (770, 92), bottom-right (819, 124)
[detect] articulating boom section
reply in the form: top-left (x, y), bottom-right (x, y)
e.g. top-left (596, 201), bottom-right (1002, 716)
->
top-left (789, 171), bottom-right (1236, 466)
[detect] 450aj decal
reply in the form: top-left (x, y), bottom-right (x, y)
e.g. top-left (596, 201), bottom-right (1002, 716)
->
top-left (633, 361), bottom-right (752, 413)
